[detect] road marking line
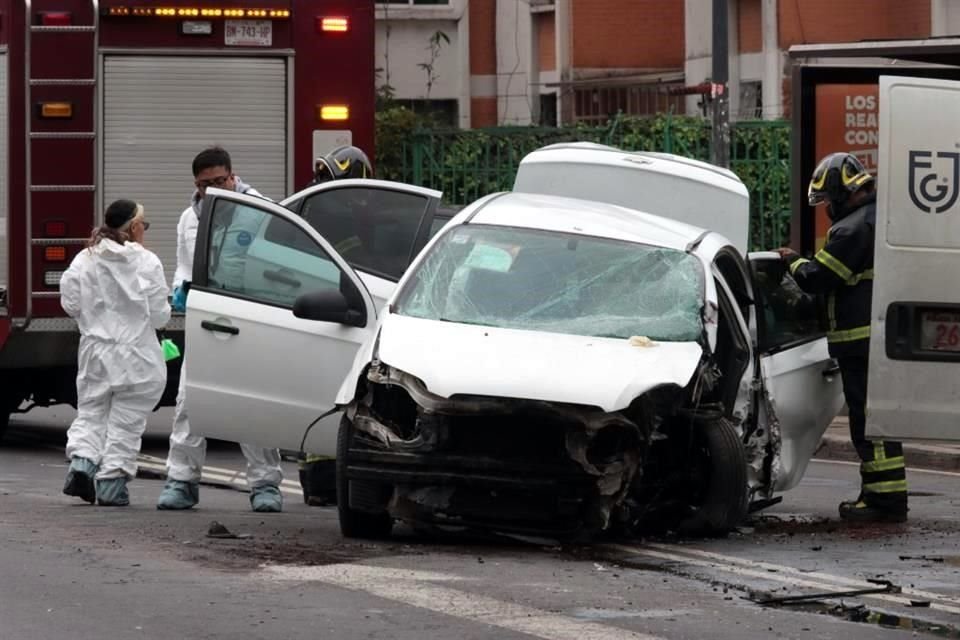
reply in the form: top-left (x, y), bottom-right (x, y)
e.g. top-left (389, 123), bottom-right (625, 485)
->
top-left (813, 458), bottom-right (960, 478)
top-left (266, 563), bottom-right (664, 640)
top-left (136, 461), bottom-right (302, 497)
top-left (137, 453), bottom-right (302, 490)
top-left (608, 545), bottom-right (960, 615)
top-left (644, 543), bottom-right (960, 608)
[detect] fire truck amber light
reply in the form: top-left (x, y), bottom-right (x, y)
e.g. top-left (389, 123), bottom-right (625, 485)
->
top-left (44, 247), bottom-right (67, 263)
top-left (39, 102), bottom-right (73, 119)
top-left (106, 7), bottom-right (291, 19)
top-left (44, 271), bottom-right (65, 287)
top-left (320, 17), bottom-right (349, 32)
top-left (319, 105), bottom-right (349, 121)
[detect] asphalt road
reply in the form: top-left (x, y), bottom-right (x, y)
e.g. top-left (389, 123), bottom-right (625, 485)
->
top-left (2, 408), bottom-right (960, 640)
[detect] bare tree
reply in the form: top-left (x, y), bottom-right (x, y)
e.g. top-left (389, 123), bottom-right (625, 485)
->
top-left (418, 30), bottom-right (450, 99)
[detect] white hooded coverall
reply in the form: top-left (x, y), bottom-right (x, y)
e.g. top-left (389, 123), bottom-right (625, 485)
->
top-left (168, 179), bottom-right (283, 488)
top-left (61, 239), bottom-right (171, 480)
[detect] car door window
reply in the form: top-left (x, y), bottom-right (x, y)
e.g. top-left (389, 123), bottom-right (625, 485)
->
top-left (751, 257), bottom-right (822, 353)
top-left (299, 187), bottom-right (430, 281)
top-left (205, 199), bottom-right (342, 308)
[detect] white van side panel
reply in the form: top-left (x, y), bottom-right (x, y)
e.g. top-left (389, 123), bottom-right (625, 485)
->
top-left (867, 75), bottom-right (960, 442)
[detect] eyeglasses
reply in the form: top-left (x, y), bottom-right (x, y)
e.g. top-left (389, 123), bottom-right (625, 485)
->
top-left (141, 220), bottom-right (151, 231)
top-left (196, 174), bottom-right (232, 189)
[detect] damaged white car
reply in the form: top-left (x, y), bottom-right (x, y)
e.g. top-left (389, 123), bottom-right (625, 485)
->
top-left (184, 146), bottom-right (843, 540)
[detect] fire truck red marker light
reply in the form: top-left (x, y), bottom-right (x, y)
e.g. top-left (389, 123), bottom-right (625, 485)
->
top-left (39, 102), bottom-right (73, 119)
top-left (44, 221), bottom-right (67, 237)
top-left (38, 11), bottom-right (72, 26)
top-left (319, 17), bottom-right (349, 32)
top-left (318, 105), bottom-right (349, 121)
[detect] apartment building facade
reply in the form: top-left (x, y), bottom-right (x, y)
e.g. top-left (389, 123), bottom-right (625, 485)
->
top-left (376, 0), bottom-right (957, 128)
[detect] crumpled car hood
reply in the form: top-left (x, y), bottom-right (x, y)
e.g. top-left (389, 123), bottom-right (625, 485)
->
top-left (376, 314), bottom-right (703, 412)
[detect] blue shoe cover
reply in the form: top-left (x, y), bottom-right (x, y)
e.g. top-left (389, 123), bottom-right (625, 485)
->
top-left (96, 477), bottom-right (130, 506)
top-left (156, 479), bottom-right (200, 510)
top-left (63, 457), bottom-right (98, 504)
top-left (250, 484), bottom-right (283, 513)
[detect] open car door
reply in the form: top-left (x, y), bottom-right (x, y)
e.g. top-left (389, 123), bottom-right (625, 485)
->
top-left (184, 188), bottom-right (377, 455)
top-left (280, 179), bottom-right (442, 310)
top-left (867, 75), bottom-right (960, 442)
top-left (750, 252), bottom-right (845, 491)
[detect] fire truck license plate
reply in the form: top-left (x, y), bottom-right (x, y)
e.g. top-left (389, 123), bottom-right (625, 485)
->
top-left (920, 311), bottom-right (960, 351)
top-left (225, 20), bottom-right (272, 47)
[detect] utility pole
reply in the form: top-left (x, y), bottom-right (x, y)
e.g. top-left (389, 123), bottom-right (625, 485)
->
top-left (711, 0), bottom-right (731, 168)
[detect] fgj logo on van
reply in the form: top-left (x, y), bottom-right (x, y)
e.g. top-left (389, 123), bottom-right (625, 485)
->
top-left (908, 150), bottom-right (960, 214)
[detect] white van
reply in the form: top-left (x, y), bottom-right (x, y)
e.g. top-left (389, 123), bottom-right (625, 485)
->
top-left (867, 75), bottom-right (960, 442)
top-left (513, 142), bottom-right (751, 255)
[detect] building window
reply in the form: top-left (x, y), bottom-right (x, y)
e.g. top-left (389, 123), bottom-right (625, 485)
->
top-left (573, 84), bottom-right (686, 124)
top-left (738, 81), bottom-right (763, 120)
top-left (539, 93), bottom-right (557, 127)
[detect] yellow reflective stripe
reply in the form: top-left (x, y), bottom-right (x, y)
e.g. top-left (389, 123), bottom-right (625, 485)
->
top-left (810, 171), bottom-right (827, 190)
top-left (862, 456), bottom-right (905, 473)
top-left (863, 479), bottom-right (908, 494)
top-left (846, 269), bottom-right (873, 286)
top-left (335, 236), bottom-right (362, 254)
top-left (874, 441), bottom-right (885, 461)
top-left (815, 249), bottom-right (853, 281)
top-left (789, 258), bottom-right (810, 276)
top-left (827, 325), bottom-right (871, 343)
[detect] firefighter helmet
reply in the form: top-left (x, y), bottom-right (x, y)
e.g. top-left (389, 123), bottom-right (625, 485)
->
top-left (313, 145), bottom-right (373, 184)
top-left (807, 152), bottom-right (874, 208)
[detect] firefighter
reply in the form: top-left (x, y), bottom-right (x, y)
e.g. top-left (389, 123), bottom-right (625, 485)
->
top-left (777, 152), bottom-right (908, 523)
top-left (309, 144), bottom-right (373, 186)
top-left (60, 199), bottom-right (170, 506)
top-left (157, 146), bottom-right (285, 513)
top-left (299, 145), bottom-right (374, 507)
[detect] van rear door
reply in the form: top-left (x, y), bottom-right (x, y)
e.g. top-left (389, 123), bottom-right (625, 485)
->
top-left (867, 75), bottom-right (960, 442)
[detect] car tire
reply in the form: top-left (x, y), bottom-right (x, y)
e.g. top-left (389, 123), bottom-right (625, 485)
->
top-left (683, 417), bottom-right (749, 536)
top-left (336, 415), bottom-right (394, 539)
top-left (0, 409), bottom-right (9, 443)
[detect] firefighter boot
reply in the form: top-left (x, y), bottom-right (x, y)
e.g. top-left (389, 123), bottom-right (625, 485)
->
top-left (298, 457), bottom-right (337, 506)
top-left (838, 499), bottom-right (907, 523)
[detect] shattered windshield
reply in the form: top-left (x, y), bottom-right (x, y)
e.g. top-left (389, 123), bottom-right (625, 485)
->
top-left (394, 225), bottom-right (704, 341)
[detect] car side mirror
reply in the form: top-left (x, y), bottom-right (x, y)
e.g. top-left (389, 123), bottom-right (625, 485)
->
top-left (293, 289), bottom-right (365, 327)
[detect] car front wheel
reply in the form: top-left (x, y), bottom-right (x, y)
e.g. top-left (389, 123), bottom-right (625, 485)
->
top-left (681, 417), bottom-right (749, 536)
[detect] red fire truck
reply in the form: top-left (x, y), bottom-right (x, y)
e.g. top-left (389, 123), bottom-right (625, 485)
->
top-left (0, 0), bottom-right (375, 437)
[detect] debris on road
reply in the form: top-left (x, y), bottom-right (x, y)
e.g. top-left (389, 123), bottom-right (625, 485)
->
top-left (206, 521), bottom-right (251, 540)
top-left (751, 579), bottom-right (900, 605)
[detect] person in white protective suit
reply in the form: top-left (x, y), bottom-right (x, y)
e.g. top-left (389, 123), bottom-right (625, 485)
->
top-left (61, 199), bottom-right (170, 506)
top-left (157, 146), bottom-right (285, 512)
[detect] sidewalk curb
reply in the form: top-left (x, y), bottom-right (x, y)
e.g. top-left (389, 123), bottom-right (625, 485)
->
top-left (814, 434), bottom-right (960, 473)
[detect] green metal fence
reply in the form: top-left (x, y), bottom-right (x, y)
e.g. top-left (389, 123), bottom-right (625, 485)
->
top-left (388, 115), bottom-right (791, 251)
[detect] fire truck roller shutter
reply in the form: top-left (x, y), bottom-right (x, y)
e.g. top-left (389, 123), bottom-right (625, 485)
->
top-left (102, 56), bottom-right (287, 281)
top-left (0, 50), bottom-right (8, 299)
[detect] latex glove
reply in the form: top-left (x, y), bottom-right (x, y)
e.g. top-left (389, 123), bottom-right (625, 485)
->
top-left (172, 284), bottom-right (188, 313)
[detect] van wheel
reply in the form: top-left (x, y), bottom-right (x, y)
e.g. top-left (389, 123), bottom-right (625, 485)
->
top-left (681, 417), bottom-right (748, 536)
top-left (337, 415), bottom-right (394, 539)
top-left (0, 410), bottom-right (9, 443)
